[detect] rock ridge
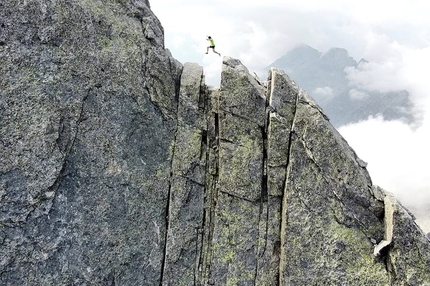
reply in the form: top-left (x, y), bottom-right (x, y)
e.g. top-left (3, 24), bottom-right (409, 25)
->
top-left (161, 56), bottom-right (430, 285)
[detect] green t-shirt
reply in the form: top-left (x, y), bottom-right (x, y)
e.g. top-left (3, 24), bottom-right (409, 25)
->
top-left (210, 39), bottom-right (215, 46)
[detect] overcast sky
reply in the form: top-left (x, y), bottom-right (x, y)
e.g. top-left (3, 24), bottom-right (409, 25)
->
top-left (150, 0), bottom-right (430, 231)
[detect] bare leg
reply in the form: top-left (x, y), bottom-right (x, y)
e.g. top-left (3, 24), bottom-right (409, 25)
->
top-left (206, 46), bottom-right (209, 54)
top-left (213, 49), bottom-right (221, 56)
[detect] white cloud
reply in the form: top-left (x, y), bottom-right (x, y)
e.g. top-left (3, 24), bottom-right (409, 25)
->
top-left (314, 87), bottom-right (334, 98)
top-left (345, 60), bottom-right (405, 93)
top-left (401, 46), bottom-right (430, 107)
top-left (339, 113), bottom-right (430, 231)
top-left (172, 35), bottom-right (186, 48)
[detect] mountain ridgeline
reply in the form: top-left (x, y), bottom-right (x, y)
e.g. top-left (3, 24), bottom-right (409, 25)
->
top-left (263, 45), bottom-right (416, 128)
top-left (1, 0), bottom-right (429, 285)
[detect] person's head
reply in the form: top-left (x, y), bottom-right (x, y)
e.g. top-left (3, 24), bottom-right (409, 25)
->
top-left (207, 36), bottom-right (212, 39)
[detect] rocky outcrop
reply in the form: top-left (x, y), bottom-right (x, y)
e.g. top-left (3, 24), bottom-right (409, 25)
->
top-left (1, 0), bottom-right (181, 284)
top-left (181, 58), bottom-right (430, 285)
top-left (1, 1), bottom-right (429, 285)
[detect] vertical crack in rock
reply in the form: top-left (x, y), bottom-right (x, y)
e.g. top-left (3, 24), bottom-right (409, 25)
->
top-left (194, 73), bottom-right (208, 285)
top-left (211, 108), bottom-right (220, 271)
top-left (200, 103), bottom-right (220, 284)
top-left (200, 130), bottom-right (208, 161)
top-left (160, 66), bottom-right (182, 285)
top-left (278, 75), bottom-right (300, 286)
top-left (261, 124), bottom-right (269, 206)
top-left (254, 81), bottom-right (271, 284)
top-left (159, 111), bottom-right (177, 286)
top-left (161, 62), bottom-right (207, 285)
top-left (251, 67), bottom-right (301, 285)
top-left (206, 57), bottom-right (267, 285)
top-left (202, 87), bottom-right (220, 286)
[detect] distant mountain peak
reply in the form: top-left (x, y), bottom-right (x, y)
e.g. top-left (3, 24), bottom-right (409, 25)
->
top-left (263, 45), bottom-right (415, 128)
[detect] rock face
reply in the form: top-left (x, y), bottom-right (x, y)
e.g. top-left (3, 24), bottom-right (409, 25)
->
top-left (1, 1), bottom-right (429, 285)
top-left (1, 0), bottom-right (181, 284)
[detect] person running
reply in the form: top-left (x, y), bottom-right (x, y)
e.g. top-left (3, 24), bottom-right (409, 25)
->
top-left (206, 36), bottom-right (221, 56)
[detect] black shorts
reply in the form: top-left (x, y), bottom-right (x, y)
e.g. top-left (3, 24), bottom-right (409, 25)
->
top-left (210, 45), bottom-right (215, 48)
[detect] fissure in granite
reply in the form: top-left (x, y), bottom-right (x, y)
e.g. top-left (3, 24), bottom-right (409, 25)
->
top-left (160, 60), bottom-right (185, 283)
top-left (255, 86), bottom-right (271, 282)
top-left (194, 84), bottom-right (224, 285)
top-left (273, 74), bottom-right (300, 286)
top-left (202, 103), bottom-right (221, 285)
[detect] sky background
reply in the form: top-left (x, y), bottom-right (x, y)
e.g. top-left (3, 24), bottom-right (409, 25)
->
top-left (150, 0), bottom-right (430, 231)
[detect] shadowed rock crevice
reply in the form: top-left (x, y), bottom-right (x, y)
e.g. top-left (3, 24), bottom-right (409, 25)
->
top-left (161, 62), bottom-right (210, 285)
top-left (160, 55), bottom-right (184, 285)
top-left (275, 71), bottom-right (301, 286)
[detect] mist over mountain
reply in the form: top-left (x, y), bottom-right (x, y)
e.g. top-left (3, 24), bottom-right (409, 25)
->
top-left (263, 45), bottom-right (415, 128)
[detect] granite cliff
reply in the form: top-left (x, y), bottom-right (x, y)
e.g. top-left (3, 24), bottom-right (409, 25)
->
top-left (1, 1), bottom-right (429, 285)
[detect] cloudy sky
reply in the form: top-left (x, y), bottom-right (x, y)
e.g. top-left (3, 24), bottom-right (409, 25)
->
top-left (150, 0), bottom-right (430, 231)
